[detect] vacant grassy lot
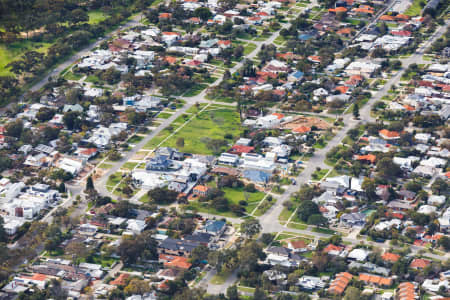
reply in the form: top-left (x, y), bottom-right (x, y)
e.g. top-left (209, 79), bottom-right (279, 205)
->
top-left (159, 107), bottom-right (243, 155)
top-left (404, 0), bottom-right (423, 16)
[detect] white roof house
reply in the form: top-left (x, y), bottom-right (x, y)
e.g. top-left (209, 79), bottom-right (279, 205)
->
top-left (345, 61), bottom-right (381, 78)
top-left (127, 219), bottom-right (147, 234)
top-left (428, 195), bottom-right (446, 206)
top-left (417, 205), bottom-right (437, 215)
top-left (218, 153), bottom-right (240, 166)
top-left (420, 157), bottom-right (446, 168)
top-left (374, 219), bottom-right (402, 231)
top-left (256, 114), bottom-right (281, 128)
top-left (348, 248), bottom-right (370, 261)
top-left (57, 157), bottom-right (85, 175)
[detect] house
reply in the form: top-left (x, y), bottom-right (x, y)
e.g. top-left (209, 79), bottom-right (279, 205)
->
top-left (328, 272), bottom-right (352, 295)
top-left (193, 185), bottom-right (210, 197)
top-left (158, 238), bottom-right (201, 257)
top-left (410, 258), bottom-right (431, 269)
top-left (354, 154), bottom-right (376, 164)
top-left (358, 273), bottom-right (393, 287)
top-left (160, 254), bottom-right (192, 270)
top-left (379, 129), bottom-right (400, 140)
top-left (340, 213), bottom-right (366, 227)
top-left (422, 278), bottom-right (449, 293)
top-left (397, 282), bottom-right (418, 300)
top-left (243, 169), bottom-right (271, 183)
top-left (298, 276), bottom-right (326, 290)
top-left (348, 248), bottom-right (370, 261)
top-left (323, 244), bottom-right (344, 256)
top-left (412, 165), bottom-right (436, 178)
top-left (218, 40), bottom-right (231, 49)
top-left (183, 232), bottom-right (213, 246)
top-left (56, 157), bottom-right (85, 175)
top-left (75, 148), bottom-right (98, 160)
top-left (203, 220), bottom-right (226, 236)
top-left (345, 61), bottom-right (381, 78)
top-left (218, 153), bottom-right (239, 166)
top-left (146, 155), bottom-right (172, 171)
top-left (229, 145), bottom-right (254, 155)
top-left (381, 252), bottom-right (400, 263)
top-left (428, 195), bottom-right (445, 206)
top-left (289, 240), bottom-right (308, 252)
top-left (110, 273), bottom-right (129, 286)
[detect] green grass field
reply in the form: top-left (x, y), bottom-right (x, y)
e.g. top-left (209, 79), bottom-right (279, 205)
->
top-left (404, 0), bottom-right (423, 16)
top-left (158, 107), bottom-right (243, 155)
top-left (88, 10), bottom-right (108, 24)
top-left (157, 112), bottom-right (173, 119)
top-left (243, 43), bottom-right (257, 55)
top-left (0, 41), bottom-right (51, 76)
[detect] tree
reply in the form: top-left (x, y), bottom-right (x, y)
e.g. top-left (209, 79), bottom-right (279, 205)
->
top-left (63, 111), bottom-right (82, 130)
top-left (297, 200), bottom-right (319, 222)
top-left (118, 231), bottom-right (157, 265)
top-left (253, 287), bottom-right (268, 300)
top-left (376, 157), bottom-right (401, 179)
top-left (69, 9), bottom-right (89, 25)
top-left (0, 217), bottom-right (7, 243)
top-left (307, 214), bottom-right (328, 226)
top-left (58, 182), bottom-right (66, 193)
top-left (260, 233), bottom-right (274, 245)
top-left (353, 102), bottom-right (360, 118)
top-left (124, 278), bottom-right (151, 295)
top-left (362, 178), bottom-right (377, 202)
top-left (194, 7), bottom-right (212, 21)
top-left (176, 137), bottom-right (185, 148)
top-left (438, 236), bottom-right (450, 251)
top-left (147, 187), bottom-right (178, 204)
top-left (344, 287), bottom-right (362, 300)
top-left (86, 176), bottom-right (94, 191)
top-left (5, 119), bottom-right (23, 138)
top-left (190, 244), bottom-right (209, 266)
top-left (226, 285), bottom-right (239, 300)
top-left (431, 178), bottom-right (448, 195)
top-left (241, 219), bottom-right (261, 237)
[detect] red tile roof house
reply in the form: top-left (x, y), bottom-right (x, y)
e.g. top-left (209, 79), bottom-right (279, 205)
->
top-left (328, 272), bottom-right (352, 295)
top-left (110, 273), bottom-right (129, 286)
top-left (379, 129), bottom-right (400, 140)
top-left (381, 252), bottom-right (400, 263)
top-left (289, 240), bottom-right (309, 252)
top-left (354, 154), bottom-right (376, 164)
top-left (391, 30), bottom-right (412, 37)
top-left (323, 244), bottom-right (344, 256)
top-left (228, 145), bottom-right (255, 155)
top-left (159, 12), bottom-right (172, 19)
top-left (410, 258), bottom-right (431, 269)
top-left (345, 75), bottom-right (364, 86)
top-left (193, 185), bottom-right (210, 197)
top-left (218, 40), bottom-right (232, 49)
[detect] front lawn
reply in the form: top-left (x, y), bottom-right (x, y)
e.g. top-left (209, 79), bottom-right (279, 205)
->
top-left (311, 168), bottom-right (329, 180)
top-left (127, 135), bottom-right (144, 144)
top-left (157, 112), bottom-right (173, 119)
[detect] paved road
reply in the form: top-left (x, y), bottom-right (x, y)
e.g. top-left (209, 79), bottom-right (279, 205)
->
top-left (21, 16), bottom-right (143, 99)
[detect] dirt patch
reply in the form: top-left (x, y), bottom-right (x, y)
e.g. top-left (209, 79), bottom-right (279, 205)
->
top-left (132, 151), bottom-right (148, 160)
top-left (281, 115), bottom-right (331, 130)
